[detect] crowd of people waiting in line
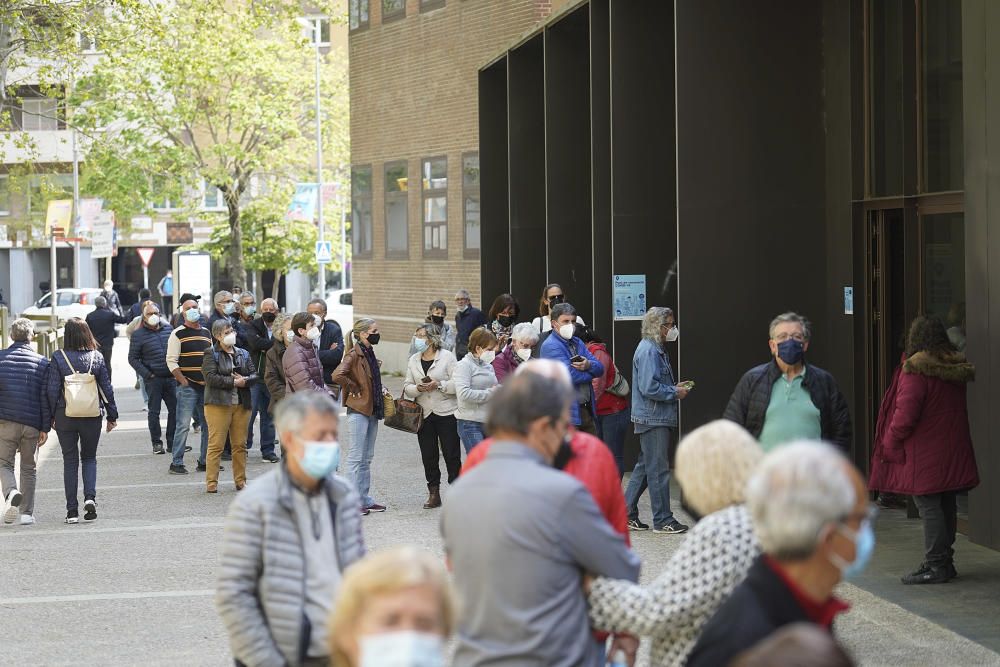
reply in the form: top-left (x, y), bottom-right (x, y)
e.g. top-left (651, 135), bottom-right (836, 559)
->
top-left (0, 278), bottom-right (981, 665)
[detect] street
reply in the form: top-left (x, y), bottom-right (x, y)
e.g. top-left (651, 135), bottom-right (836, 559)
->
top-left (1, 340), bottom-right (999, 666)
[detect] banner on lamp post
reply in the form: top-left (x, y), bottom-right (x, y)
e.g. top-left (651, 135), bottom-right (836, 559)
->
top-left (286, 183), bottom-right (318, 222)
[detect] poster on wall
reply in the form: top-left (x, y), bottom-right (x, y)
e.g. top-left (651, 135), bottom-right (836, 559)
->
top-left (613, 274), bottom-right (647, 321)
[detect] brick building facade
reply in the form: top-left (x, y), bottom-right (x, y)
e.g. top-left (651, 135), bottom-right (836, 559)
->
top-left (349, 0), bottom-right (569, 370)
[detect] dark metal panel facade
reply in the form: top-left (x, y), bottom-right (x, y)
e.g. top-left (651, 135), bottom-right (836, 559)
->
top-left (590, 0), bottom-right (614, 341)
top-left (479, 60), bottom-right (512, 305)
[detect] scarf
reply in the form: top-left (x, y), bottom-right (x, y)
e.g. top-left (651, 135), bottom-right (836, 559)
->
top-left (361, 343), bottom-right (384, 419)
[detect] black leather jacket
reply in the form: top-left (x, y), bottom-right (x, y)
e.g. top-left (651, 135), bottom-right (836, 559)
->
top-left (202, 344), bottom-right (257, 409)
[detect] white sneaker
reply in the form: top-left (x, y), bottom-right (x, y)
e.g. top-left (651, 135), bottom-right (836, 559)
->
top-left (3, 489), bottom-right (22, 524)
top-left (19, 514), bottom-right (35, 526)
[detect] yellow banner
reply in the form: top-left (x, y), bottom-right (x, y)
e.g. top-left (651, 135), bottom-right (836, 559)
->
top-left (45, 199), bottom-right (73, 236)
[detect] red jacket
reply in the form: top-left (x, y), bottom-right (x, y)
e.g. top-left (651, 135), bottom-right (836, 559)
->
top-left (869, 351), bottom-right (978, 496)
top-left (587, 342), bottom-right (629, 416)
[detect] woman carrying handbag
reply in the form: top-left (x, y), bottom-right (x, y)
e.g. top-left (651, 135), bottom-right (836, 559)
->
top-left (45, 318), bottom-right (118, 524)
top-left (401, 323), bottom-right (461, 509)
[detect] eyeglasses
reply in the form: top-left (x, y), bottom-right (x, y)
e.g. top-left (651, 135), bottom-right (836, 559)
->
top-left (842, 503), bottom-right (879, 527)
top-left (773, 333), bottom-right (806, 342)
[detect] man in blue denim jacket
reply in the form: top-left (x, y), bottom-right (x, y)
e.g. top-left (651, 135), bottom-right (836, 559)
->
top-left (541, 303), bottom-right (604, 435)
top-left (626, 306), bottom-right (690, 535)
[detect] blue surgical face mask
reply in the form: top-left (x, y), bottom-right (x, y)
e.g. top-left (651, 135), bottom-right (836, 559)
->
top-left (776, 338), bottom-right (805, 365)
top-left (243, 305), bottom-right (256, 317)
top-left (223, 302), bottom-right (236, 315)
top-left (832, 520), bottom-right (875, 580)
top-left (184, 308), bottom-right (200, 323)
top-left (299, 440), bottom-right (340, 480)
top-left (359, 631), bottom-right (445, 667)
top-left (413, 337), bottom-right (428, 352)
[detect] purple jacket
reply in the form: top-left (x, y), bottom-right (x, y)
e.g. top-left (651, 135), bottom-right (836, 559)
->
top-left (491, 345), bottom-right (523, 384)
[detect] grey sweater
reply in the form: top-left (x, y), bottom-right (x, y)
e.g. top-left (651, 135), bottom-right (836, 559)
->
top-left (216, 466), bottom-right (366, 666)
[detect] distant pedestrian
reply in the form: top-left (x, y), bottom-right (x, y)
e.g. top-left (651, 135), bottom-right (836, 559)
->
top-left (332, 318), bottom-right (387, 515)
top-left (452, 327), bottom-right (499, 452)
top-left (486, 293), bottom-right (520, 350)
top-left (128, 288), bottom-right (151, 321)
top-left (625, 306), bottom-right (689, 534)
top-left (453, 289), bottom-right (486, 361)
top-left (45, 318), bottom-right (118, 524)
top-left (216, 391), bottom-right (365, 667)
top-left (868, 315), bottom-right (978, 585)
top-left (581, 325), bottom-right (630, 476)
top-left (283, 312), bottom-right (327, 394)
top-left (243, 297), bottom-right (280, 462)
top-left (202, 319), bottom-right (256, 493)
top-left (442, 369), bottom-right (640, 667)
top-left (85, 295), bottom-right (127, 380)
top-left (156, 269), bottom-right (174, 313)
top-left (540, 302), bottom-right (603, 435)
top-left (530, 282), bottom-right (585, 336)
top-left (128, 302), bottom-right (177, 456)
top-left (329, 546), bottom-right (454, 667)
top-left (100, 279), bottom-right (123, 317)
top-left (687, 442), bottom-right (869, 667)
top-left (306, 298), bottom-right (345, 388)
top-left (724, 311), bottom-right (851, 451)
top-left (0, 318), bottom-right (51, 526)
top-left (402, 323), bottom-right (461, 509)
top-left (264, 314), bottom-right (292, 414)
top-left (408, 299), bottom-right (457, 353)
top-left (492, 322), bottom-right (538, 383)
top-left (166, 297), bottom-right (213, 475)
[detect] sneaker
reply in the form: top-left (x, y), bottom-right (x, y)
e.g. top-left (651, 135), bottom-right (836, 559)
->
top-left (19, 514), bottom-right (35, 526)
top-left (653, 520), bottom-right (689, 534)
top-left (902, 564), bottom-right (957, 585)
top-left (366, 503), bottom-right (387, 513)
top-left (361, 507), bottom-right (371, 516)
top-left (263, 453), bottom-right (281, 463)
top-left (152, 442), bottom-right (165, 455)
top-left (184, 446), bottom-right (192, 452)
top-left (65, 509), bottom-right (79, 524)
top-left (83, 499), bottom-right (97, 522)
top-left (627, 518), bottom-right (650, 531)
top-left (3, 489), bottom-right (23, 524)
top-left (169, 464), bottom-right (189, 475)
top-left (196, 463), bottom-right (224, 472)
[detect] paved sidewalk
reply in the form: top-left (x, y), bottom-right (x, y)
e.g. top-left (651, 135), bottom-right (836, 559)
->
top-left (1, 340), bottom-right (998, 665)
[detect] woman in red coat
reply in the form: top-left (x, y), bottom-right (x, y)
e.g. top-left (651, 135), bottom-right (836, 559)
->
top-left (869, 315), bottom-right (978, 585)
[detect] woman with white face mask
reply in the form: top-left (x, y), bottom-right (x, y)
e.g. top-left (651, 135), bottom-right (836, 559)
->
top-left (452, 328), bottom-right (499, 453)
top-left (329, 546), bottom-right (455, 667)
top-left (283, 312), bottom-right (328, 395)
top-left (202, 319), bottom-right (257, 493)
top-left (491, 322), bottom-right (539, 384)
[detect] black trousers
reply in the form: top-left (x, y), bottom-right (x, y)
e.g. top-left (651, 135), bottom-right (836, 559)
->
top-left (914, 491), bottom-right (958, 568)
top-left (101, 347), bottom-right (114, 381)
top-left (416, 413), bottom-right (462, 487)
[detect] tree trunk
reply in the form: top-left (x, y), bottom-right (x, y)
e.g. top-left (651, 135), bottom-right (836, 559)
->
top-left (227, 199), bottom-right (246, 288)
top-left (272, 269), bottom-right (283, 301)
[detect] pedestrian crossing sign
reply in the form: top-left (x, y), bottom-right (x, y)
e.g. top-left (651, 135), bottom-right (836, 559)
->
top-left (315, 241), bottom-right (333, 264)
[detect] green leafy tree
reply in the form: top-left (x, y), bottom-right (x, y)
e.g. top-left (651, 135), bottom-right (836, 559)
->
top-left (72, 0), bottom-right (348, 285)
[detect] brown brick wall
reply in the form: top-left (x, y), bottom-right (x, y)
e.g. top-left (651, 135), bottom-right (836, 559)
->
top-left (349, 0), bottom-right (558, 348)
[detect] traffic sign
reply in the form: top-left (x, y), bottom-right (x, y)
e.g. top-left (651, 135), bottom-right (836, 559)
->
top-left (137, 247), bottom-right (156, 267)
top-left (315, 241), bottom-right (332, 264)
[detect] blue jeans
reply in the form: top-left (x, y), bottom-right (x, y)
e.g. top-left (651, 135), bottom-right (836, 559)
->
top-left (246, 382), bottom-right (276, 457)
top-left (173, 384), bottom-right (209, 467)
top-left (456, 419), bottom-right (486, 453)
top-left (596, 408), bottom-right (629, 478)
top-left (54, 408), bottom-right (101, 512)
top-left (624, 426), bottom-right (674, 528)
top-left (145, 376), bottom-right (177, 446)
top-left (346, 410), bottom-right (379, 507)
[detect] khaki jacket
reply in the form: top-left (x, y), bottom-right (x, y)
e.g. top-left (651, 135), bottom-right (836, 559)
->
top-left (332, 343), bottom-right (380, 416)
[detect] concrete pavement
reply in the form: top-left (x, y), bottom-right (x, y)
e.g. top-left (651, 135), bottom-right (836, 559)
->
top-left (1, 339), bottom-right (999, 665)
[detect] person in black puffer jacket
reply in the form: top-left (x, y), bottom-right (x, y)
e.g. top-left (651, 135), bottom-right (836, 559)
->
top-left (129, 302), bottom-right (177, 455)
top-left (723, 312), bottom-right (851, 451)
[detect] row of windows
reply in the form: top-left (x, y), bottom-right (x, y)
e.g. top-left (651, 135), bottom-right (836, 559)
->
top-left (350, 0), bottom-right (444, 32)
top-left (351, 154), bottom-right (479, 260)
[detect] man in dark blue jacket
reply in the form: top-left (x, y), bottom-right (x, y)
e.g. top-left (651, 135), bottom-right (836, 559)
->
top-left (86, 296), bottom-right (128, 380)
top-left (540, 302), bottom-right (603, 435)
top-left (454, 288), bottom-right (487, 360)
top-left (129, 302), bottom-right (177, 455)
top-left (0, 318), bottom-right (51, 525)
top-left (306, 298), bottom-right (344, 386)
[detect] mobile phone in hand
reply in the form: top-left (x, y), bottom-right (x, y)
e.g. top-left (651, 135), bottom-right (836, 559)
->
top-left (681, 380), bottom-right (695, 390)
top-left (421, 376), bottom-right (432, 384)
top-left (570, 355), bottom-right (585, 363)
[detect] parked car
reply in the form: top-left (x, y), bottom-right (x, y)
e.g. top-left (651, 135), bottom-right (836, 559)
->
top-left (324, 288), bottom-right (353, 328)
top-left (21, 288), bottom-right (104, 322)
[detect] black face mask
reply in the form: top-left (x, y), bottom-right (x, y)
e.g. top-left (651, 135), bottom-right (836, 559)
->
top-left (548, 295), bottom-right (564, 307)
top-left (366, 333), bottom-right (381, 345)
top-left (261, 312), bottom-right (277, 324)
top-left (553, 435), bottom-right (574, 470)
top-left (430, 315), bottom-right (445, 326)
top-left (498, 314), bottom-right (515, 327)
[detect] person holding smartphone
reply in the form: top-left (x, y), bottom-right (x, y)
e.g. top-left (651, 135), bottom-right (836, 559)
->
top-left (402, 324), bottom-right (461, 509)
top-left (540, 303), bottom-right (604, 436)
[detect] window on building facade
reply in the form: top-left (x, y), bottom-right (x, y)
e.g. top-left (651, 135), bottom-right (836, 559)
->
top-left (350, 0), bottom-right (370, 31)
top-left (420, 0), bottom-right (445, 12)
top-left (921, 0), bottom-right (963, 193)
top-left (868, 0), bottom-right (905, 197)
top-left (422, 157), bottom-right (447, 257)
top-left (0, 175), bottom-right (10, 215)
top-left (20, 96), bottom-right (60, 131)
top-left (302, 16), bottom-right (331, 46)
top-left (27, 174), bottom-right (73, 215)
top-left (150, 177), bottom-right (177, 211)
top-left (202, 179), bottom-right (226, 210)
top-left (384, 161), bottom-right (408, 258)
top-left (462, 153), bottom-right (480, 258)
top-left (78, 31), bottom-right (98, 53)
top-left (382, 0), bottom-right (405, 22)
top-left (351, 165), bottom-right (373, 258)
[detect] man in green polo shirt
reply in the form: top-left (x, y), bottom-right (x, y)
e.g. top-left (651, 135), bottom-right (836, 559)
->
top-left (724, 312), bottom-right (851, 451)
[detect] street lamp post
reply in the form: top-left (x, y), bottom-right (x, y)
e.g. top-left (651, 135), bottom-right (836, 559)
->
top-left (314, 38), bottom-right (326, 296)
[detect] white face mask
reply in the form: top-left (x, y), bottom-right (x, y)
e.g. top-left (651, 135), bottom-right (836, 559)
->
top-left (103, 283), bottom-right (113, 291)
top-left (558, 323), bottom-right (576, 340)
top-left (306, 326), bottom-right (321, 341)
top-left (359, 631), bottom-right (445, 667)
top-left (666, 327), bottom-right (679, 343)
top-left (515, 347), bottom-right (532, 362)
top-left (313, 314), bottom-right (323, 327)
top-left (285, 330), bottom-right (295, 344)
top-left (479, 350), bottom-right (496, 365)
top-left (222, 332), bottom-right (237, 348)
top-left (146, 314), bottom-right (160, 327)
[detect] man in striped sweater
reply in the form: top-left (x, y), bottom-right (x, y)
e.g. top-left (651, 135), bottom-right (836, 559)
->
top-left (166, 297), bottom-right (214, 475)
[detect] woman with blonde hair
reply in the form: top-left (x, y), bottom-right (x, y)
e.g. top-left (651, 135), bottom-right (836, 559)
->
top-left (585, 419), bottom-right (764, 667)
top-left (329, 546), bottom-right (455, 667)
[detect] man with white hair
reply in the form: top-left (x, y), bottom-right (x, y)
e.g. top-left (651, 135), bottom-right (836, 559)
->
top-left (687, 441), bottom-right (871, 667)
top-left (453, 288), bottom-right (486, 360)
top-left (0, 318), bottom-right (51, 525)
top-left (100, 278), bottom-right (124, 317)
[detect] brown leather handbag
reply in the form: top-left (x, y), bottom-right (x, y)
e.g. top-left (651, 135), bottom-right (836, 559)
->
top-left (384, 389), bottom-right (423, 434)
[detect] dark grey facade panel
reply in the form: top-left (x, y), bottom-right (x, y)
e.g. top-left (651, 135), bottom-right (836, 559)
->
top-left (480, 60), bottom-right (512, 305)
top-left (590, 0), bottom-right (614, 341)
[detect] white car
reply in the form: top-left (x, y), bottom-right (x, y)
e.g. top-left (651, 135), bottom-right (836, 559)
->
top-left (21, 288), bottom-right (104, 322)
top-left (324, 288), bottom-right (353, 328)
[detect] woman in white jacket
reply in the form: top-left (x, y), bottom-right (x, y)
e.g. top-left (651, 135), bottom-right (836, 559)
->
top-left (451, 327), bottom-right (498, 453)
top-left (402, 324), bottom-right (461, 509)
